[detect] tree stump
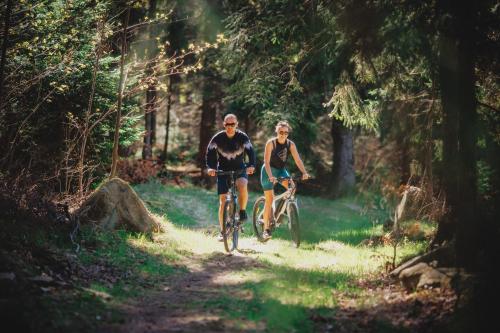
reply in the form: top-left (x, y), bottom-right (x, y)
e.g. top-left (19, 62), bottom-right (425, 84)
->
top-left (76, 178), bottom-right (160, 233)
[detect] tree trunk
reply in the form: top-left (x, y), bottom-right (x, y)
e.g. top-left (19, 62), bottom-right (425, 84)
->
top-left (435, 0), bottom-right (478, 271)
top-left (78, 20), bottom-right (104, 197)
top-left (399, 139), bottom-right (411, 185)
top-left (161, 77), bottom-right (172, 161)
top-left (330, 118), bottom-right (355, 197)
top-left (197, 81), bottom-right (218, 169)
top-left (110, 7), bottom-right (130, 179)
top-left (142, 66), bottom-right (157, 160)
top-left (142, 0), bottom-right (157, 160)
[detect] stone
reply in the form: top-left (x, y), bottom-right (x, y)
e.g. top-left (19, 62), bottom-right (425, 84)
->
top-left (76, 178), bottom-right (161, 234)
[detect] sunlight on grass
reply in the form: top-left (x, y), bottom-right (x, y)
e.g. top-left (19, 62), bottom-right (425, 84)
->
top-left (129, 180), bottom-right (431, 332)
top-left (135, 180), bottom-right (426, 276)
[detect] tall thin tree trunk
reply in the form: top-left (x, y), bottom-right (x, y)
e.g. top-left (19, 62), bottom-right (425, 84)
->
top-left (330, 118), bottom-right (355, 197)
top-left (78, 20), bottom-right (104, 197)
top-left (0, 0), bottom-right (13, 109)
top-left (399, 139), bottom-right (411, 184)
top-left (197, 79), bottom-right (218, 170)
top-left (142, 64), bottom-right (157, 160)
top-left (162, 77), bottom-right (172, 161)
top-left (142, 0), bottom-right (157, 160)
top-left (110, 7), bottom-right (130, 178)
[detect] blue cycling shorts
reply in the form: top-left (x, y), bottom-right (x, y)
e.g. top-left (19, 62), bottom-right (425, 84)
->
top-left (260, 164), bottom-right (290, 191)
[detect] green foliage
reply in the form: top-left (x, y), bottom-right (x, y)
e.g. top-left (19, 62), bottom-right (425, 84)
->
top-left (221, 0), bottom-right (329, 153)
top-left (325, 72), bottom-right (379, 132)
top-left (0, 0), bottom-right (142, 191)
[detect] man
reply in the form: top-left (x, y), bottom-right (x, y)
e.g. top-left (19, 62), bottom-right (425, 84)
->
top-left (206, 114), bottom-right (256, 241)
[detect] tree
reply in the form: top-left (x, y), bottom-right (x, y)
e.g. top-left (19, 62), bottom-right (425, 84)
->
top-left (111, 7), bottom-right (131, 178)
top-left (142, 0), bottom-right (158, 160)
top-left (0, 0), bottom-right (142, 194)
top-left (435, 0), bottom-right (478, 269)
top-left (0, 0), bottom-right (12, 106)
top-left (196, 0), bottom-right (225, 172)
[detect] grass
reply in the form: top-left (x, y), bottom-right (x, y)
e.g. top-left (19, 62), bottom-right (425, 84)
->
top-left (1, 180), bottom-right (430, 332)
top-left (129, 180), bottom-right (430, 332)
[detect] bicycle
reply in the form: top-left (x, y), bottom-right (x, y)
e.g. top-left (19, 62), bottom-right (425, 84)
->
top-left (216, 168), bottom-right (246, 253)
top-left (252, 176), bottom-right (303, 247)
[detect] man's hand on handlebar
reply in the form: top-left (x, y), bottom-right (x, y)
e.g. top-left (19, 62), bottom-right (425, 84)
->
top-left (207, 168), bottom-right (216, 177)
top-left (246, 166), bottom-right (255, 175)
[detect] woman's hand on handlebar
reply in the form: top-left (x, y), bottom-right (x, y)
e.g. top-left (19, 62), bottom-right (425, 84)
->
top-left (207, 168), bottom-right (216, 177)
top-left (301, 173), bottom-right (310, 181)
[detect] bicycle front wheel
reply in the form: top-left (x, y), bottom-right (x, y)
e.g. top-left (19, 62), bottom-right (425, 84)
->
top-left (252, 196), bottom-right (266, 241)
top-left (222, 200), bottom-right (237, 252)
top-left (287, 202), bottom-right (300, 248)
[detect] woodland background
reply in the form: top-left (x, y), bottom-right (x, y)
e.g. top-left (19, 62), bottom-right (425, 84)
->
top-left (0, 0), bottom-right (499, 330)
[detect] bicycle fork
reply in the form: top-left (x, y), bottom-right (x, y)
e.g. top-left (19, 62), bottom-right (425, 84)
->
top-left (226, 194), bottom-right (240, 229)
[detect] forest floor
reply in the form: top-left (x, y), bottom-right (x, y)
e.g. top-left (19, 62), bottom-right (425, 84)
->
top-left (1, 180), bottom-right (461, 332)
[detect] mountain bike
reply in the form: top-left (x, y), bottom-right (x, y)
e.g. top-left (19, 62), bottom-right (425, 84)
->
top-left (252, 176), bottom-right (302, 247)
top-left (216, 169), bottom-right (246, 253)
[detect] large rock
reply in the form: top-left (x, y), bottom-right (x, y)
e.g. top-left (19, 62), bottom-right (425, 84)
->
top-left (76, 178), bottom-right (160, 233)
top-left (399, 262), bottom-right (451, 291)
top-left (390, 245), bottom-right (455, 277)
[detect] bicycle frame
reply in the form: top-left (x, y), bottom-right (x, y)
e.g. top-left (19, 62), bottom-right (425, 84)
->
top-left (272, 180), bottom-right (297, 225)
top-left (225, 174), bottom-right (238, 222)
top-left (253, 175), bottom-right (303, 247)
top-left (215, 168), bottom-right (247, 252)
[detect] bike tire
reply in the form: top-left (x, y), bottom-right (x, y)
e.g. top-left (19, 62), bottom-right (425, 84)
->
top-left (287, 202), bottom-right (300, 248)
top-left (252, 196), bottom-right (266, 241)
top-left (222, 200), bottom-right (236, 252)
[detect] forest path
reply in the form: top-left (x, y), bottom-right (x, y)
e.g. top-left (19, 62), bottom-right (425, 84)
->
top-left (99, 250), bottom-right (268, 333)
top-left (94, 182), bottom-right (454, 332)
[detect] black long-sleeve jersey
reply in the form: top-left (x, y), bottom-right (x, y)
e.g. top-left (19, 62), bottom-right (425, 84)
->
top-left (205, 130), bottom-right (256, 171)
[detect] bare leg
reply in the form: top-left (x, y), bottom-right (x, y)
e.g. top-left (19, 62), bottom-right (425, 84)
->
top-left (236, 177), bottom-right (248, 210)
top-left (218, 194), bottom-right (226, 231)
top-left (263, 189), bottom-right (274, 231)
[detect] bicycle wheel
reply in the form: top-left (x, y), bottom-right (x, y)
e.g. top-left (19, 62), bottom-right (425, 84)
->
top-left (222, 200), bottom-right (236, 252)
top-left (252, 196), bottom-right (266, 240)
top-left (287, 202), bottom-right (300, 248)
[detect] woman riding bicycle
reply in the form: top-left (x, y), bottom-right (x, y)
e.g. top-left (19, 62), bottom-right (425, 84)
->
top-left (260, 121), bottom-right (309, 241)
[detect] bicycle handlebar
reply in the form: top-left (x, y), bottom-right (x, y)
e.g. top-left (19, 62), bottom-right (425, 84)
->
top-left (276, 176), bottom-right (310, 182)
top-left (215, 168), bottom-right (248, 176)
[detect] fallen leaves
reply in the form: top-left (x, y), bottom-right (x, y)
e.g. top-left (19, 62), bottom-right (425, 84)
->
top-left (314, 275), bottom-right (458, 333)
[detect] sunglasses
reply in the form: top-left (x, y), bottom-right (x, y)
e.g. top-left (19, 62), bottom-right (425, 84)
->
top-left (224, 123), bottom-right (237, 128)
top-left (278, 131), bottom-right (289, 135)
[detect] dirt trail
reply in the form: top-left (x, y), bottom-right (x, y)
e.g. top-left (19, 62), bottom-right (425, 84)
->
top-left (98, 252), bottom-right (267, 333)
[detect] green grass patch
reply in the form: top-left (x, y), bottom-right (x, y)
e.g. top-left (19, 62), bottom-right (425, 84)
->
top-left (132, 180), bottom-right (431, 332)
top-left (78, 227), bottom-right (186, 287)
top-left (134, 181), bottom-right (219, 228)
top-left (2, 180), bottom-right (431, 332)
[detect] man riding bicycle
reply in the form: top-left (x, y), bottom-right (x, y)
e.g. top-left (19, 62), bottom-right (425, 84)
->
top-left (260, 121), bottom-right (309, 241)
top-left (206, 114), bottom-right (256, 241)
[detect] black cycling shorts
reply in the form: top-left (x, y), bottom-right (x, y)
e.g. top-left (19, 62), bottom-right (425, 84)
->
top-left (217, 171), bottom-right (248, 195)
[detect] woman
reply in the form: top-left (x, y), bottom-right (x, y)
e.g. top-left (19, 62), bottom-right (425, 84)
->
top-left (260, 121), bottom-right (310, 241)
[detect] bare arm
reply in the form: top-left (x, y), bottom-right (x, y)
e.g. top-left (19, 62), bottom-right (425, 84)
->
top-left (264, 140), bottom-right (276, 182)
top-left (290, 142), bottom-right (309, 179)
